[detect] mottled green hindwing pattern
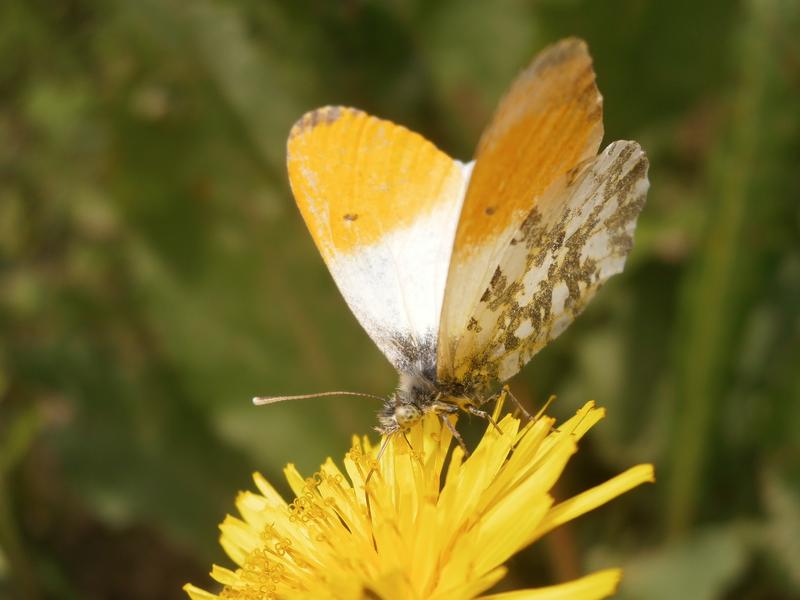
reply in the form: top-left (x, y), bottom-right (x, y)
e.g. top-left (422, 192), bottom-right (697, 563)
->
top-left (454, 141), bottom-right (649, 388)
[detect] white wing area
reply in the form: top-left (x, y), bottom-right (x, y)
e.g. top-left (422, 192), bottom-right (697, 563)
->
top-left (439, 141), bottom-right (649, 387)
top-left (325, 161), bottom-right (472, 373)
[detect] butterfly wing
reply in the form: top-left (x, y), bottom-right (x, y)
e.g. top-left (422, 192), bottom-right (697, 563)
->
top-left (287, 107), bottom-right (469, 375)
top-left (437, 37), bottom-right (605, 381)
top-left (441, 141), bottom-right (649, 387)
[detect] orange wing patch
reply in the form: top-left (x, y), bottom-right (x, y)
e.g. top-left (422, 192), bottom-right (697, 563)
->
top-left (287, 107), bottom-right (464, 260)
top-left (454, 37), bottom-right (603, 253)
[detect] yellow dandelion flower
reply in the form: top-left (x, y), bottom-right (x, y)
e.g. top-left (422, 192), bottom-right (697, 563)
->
top-left (184, 399), bottom-right (654, 600)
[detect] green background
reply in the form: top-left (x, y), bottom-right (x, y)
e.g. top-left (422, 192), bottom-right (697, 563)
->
top-left (1, 1), bottom-right (798, 598)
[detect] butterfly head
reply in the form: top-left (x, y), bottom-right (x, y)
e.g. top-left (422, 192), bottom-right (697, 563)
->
top-left (376, 372), bottom-right (439, 434)
top-left (392, 403), bottom-right (423, 429)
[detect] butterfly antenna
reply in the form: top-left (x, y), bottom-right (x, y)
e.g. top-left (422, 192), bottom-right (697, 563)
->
top-left (253, 390), bottom-right (385, 406)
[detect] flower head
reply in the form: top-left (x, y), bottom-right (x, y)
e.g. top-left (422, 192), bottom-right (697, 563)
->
top-left (185, 398), bottom-right (654, 599)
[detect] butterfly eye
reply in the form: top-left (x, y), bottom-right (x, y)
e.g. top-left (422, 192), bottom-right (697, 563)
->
top-left (394, 404), bottom-right (422, 429)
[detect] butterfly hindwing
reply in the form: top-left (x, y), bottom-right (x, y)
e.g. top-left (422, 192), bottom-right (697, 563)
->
top-left (445, 141), bottom-right (649, 387)
top-left (287, 107), bottom-right (470, 374)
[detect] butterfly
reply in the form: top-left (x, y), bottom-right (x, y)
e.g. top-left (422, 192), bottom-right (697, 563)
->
top-left (256, 38), bottom-right (649, 443)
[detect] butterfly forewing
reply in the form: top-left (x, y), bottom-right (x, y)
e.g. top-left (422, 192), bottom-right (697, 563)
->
top-left (437, 38), bottom-right (604, 380)
top-left (287, 107), bottom-right (469, 374)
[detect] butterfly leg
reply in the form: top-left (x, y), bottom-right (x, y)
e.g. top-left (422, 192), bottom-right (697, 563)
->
top-left (364, 433), bottom-right (393, 488)
top-left (502, 385), bottom-right (533, 422)
top-left (429, 401), bottom-right (470, 454)
top-left (364, 432), bottom-right (395, 527)
top-left (465, 405), bottom-right (503, 433)
top-left (439, 414), bottom-right (468, 456)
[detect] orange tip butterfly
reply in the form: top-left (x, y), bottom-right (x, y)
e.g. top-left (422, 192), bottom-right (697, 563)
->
top-left (255, 38), bottom-right (649, 439)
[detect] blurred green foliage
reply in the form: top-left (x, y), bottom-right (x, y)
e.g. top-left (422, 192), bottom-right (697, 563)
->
top-left (1, 0), bottom-right (798, 598)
